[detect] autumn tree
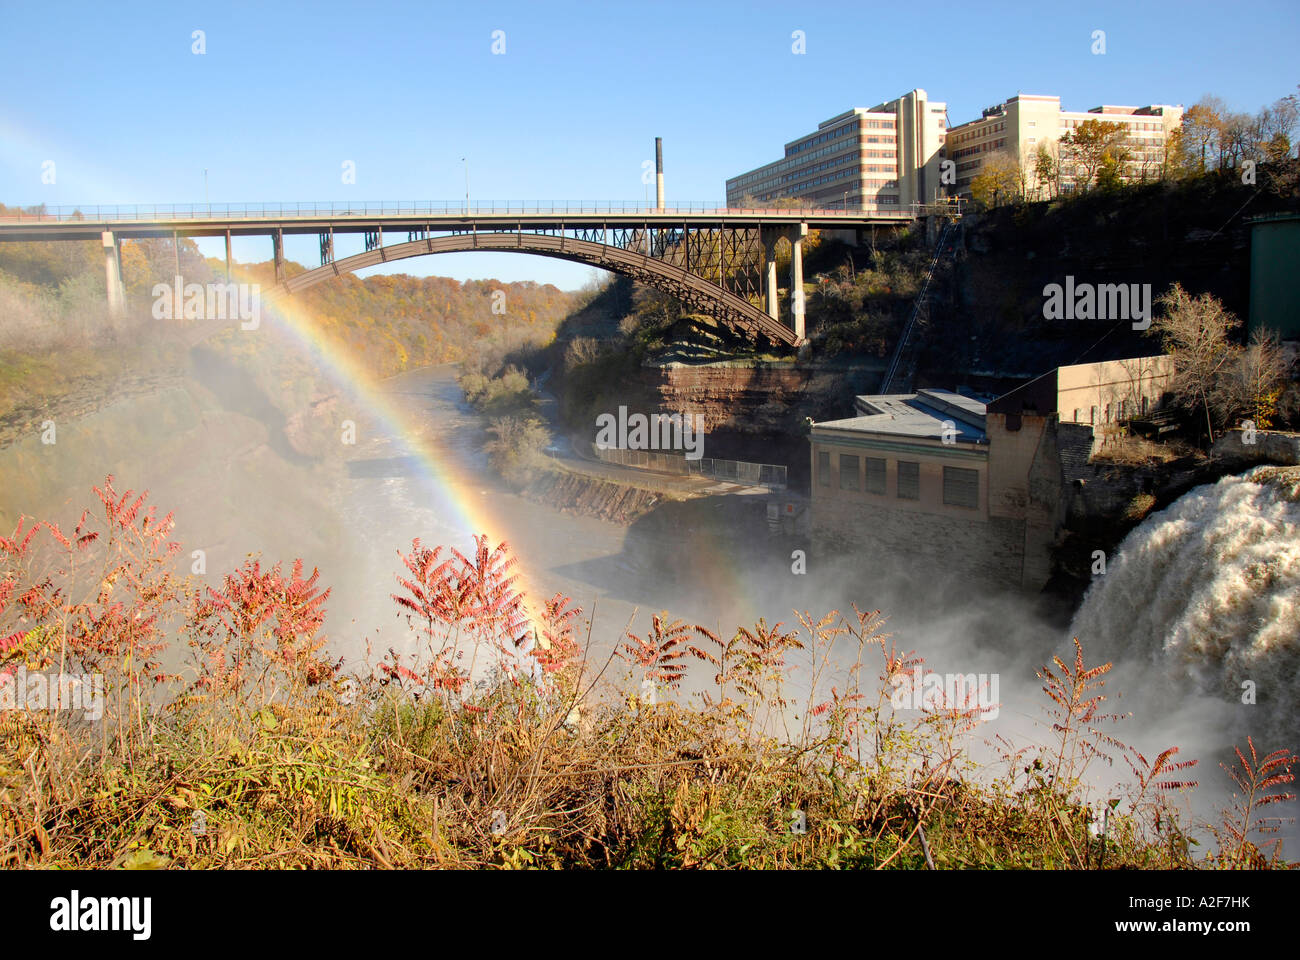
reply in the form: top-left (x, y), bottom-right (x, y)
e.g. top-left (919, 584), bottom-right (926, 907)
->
top-left (1147, 283), bottom-right (1242, 442)
top-left (1058, 119), bottom-right (1129, 192)
top-left (969, 154), bottom-right (1020, 209)
top-left (1212, 329), bottom-right (1292, 431)
top-left (1179, 97), bottom-right (1227, 172)
top-left (1033, 143), bottom-right (1060, 199)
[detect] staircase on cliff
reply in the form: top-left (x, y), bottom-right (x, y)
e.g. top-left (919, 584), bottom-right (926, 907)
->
top-left (879, 218), bottom-right (960, 394)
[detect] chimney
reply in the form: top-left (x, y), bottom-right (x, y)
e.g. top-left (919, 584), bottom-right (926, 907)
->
top-left (655, 137), bottom-right (665, 210)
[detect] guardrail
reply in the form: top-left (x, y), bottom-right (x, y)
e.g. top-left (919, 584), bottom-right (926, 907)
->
top-left (0, 200), bottom-right (958, 223)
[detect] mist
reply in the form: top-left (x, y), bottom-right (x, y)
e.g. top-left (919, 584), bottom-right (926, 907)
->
top-left (2, 355), bottom-right (1292, 846)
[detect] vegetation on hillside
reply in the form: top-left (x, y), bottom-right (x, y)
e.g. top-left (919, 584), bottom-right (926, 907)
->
top-left (1, 478), bottom-right (1295, 869)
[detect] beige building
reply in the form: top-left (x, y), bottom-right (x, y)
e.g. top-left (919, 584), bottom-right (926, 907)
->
top-left (947, 95), bottom-right (1184, 198)
top-left (809, 355), bottom-right (1175, 590)
top-left (726, 89), bottom-right (950, 210)
top-left (1006, 355), bottom-right (1174, 445)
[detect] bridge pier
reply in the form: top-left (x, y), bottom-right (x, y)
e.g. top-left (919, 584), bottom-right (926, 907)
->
top-left (101, 230), bottom-right (125, 316)
top-left (273, 229), bottom-right (286, 284)
top-left (789, 221), bottom-right (806, 342)
top-left (761, 230), bottom-right (780, 321)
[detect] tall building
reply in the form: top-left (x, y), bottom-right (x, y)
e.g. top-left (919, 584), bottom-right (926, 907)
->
top-left (946, 94), bottom-right (1183, 198)
top-left (725, 89), bottom-right (949, 210)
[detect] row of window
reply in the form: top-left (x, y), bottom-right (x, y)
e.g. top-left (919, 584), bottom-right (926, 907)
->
top-left (729, 145), bottom-right (855, 190)
top-left (818, 452), bottom-right (980, 509)
top-left (729, 136), bottom-right (895, 192)
top-left (788, 121), bottom-right (860, 156)
top-left (1067, 396), bottom-right (1151, 425)
top-left (950, 138), bottom-right (1008, 159)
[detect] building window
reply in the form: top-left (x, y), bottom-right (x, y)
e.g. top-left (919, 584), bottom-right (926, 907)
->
top-left (839, 454), bottom-right (860, 491)
top-left (1072, 409), bottom-right (1080, 423)
top-left (1141, 395), bottom-right (1149, 415)
top-left (818, 451), bottom-right (830, 487)
top-left (897, 461), bottom-right (919, 500)
top-left (1090, 406), bottom-right (1097, 425)
top-left (865, 457), bottom-right (886, 494)
top-left (943, 467), bottom-right (979, 509)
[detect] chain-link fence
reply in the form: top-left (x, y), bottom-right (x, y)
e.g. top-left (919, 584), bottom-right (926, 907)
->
top-left (591, 444), bottom-right (787, 489)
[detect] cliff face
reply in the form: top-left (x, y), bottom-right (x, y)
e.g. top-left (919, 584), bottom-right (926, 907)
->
top-left (637, 360), bottom-right (884, 435)
top-left (925, 174), bottom-right (1297, 383)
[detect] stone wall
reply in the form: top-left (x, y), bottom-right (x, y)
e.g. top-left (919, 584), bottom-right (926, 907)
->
top-left (811, 493), bottom-right (1027, 588)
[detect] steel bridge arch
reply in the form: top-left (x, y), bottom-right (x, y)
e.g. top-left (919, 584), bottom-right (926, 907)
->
top-left (265, 230), bottom-right (798, 345)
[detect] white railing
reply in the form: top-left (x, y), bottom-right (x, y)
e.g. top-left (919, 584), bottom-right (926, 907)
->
top-left (0, 200), bottom-right (955, 224)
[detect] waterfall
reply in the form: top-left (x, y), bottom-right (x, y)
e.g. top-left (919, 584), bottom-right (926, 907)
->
top-left (1069, 466), bottom-right (1300, 751)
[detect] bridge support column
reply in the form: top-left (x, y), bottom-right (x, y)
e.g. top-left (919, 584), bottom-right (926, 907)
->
top-left (273, 229), bottom-right (286, 284)
top-left (101, 230), bottom-right (124, 316)
top-left (789, 222), bottom-right (806, 341)
top-left (224, 230), bottom-right (232, 282)
top-left (761, 229), bottom-right (780, 321)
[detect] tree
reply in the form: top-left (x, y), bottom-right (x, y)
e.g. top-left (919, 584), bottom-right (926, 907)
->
top-left (1033, 143), bottom-right (1060, 199)
top-left (1219, 111), bottom-right (1256, 169)
top-left (1179, 97), bottom-right (1226, 172)
top-left (1212, 329), bottom-right (1291, 430)
top-left (1258, 92), bottom-right (1299, 159)
top-left (1058, 119), bottom-right (1129, 192)
top-left (484, 415), bottom-right (551, 488)
top-left (1095, 152), bottom-right (1126, 192)
top-left (1147, 283), bottom-right (1242, 442)
top-left (969, 154), bottom-right (1020, 209)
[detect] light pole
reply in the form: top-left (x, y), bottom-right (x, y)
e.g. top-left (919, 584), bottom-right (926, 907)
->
top-left (204, 169), bottom-right (209, 211)
top-left (461, 157), bottom-right (469, 214)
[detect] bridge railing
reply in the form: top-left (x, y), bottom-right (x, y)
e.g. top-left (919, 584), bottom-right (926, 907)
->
top-left (0, 200), bottom-right (950, 223)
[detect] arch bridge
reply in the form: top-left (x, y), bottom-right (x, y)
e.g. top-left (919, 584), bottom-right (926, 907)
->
top-left (0, 202), bottom-right (959, 346)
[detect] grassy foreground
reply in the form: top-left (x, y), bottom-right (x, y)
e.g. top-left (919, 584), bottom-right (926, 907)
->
top-left (0, 478), bottom-right (1295, 869)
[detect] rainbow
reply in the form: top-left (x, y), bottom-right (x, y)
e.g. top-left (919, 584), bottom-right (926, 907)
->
top-left (219, 262), bottom-right (549, 625)
top-left (215, 258), bottom-right (772, 647)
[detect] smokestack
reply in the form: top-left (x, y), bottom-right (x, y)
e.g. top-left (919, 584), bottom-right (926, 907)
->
top-left (655, 137), bottom-right (664, 210)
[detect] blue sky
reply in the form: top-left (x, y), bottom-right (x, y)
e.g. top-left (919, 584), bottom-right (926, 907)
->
top-left (2, 0), bottom-right (1295, 289)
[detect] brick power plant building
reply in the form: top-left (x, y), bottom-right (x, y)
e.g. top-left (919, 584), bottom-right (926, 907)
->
top-left (808, 358), bottom-right (1174, 590)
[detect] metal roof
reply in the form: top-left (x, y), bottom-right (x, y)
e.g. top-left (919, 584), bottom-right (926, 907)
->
top-left (813, 388), bottom-right (988, 443)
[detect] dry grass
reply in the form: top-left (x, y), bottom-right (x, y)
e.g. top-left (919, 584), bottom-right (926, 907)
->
top-left (0, 479), bottom-right (1295, 869)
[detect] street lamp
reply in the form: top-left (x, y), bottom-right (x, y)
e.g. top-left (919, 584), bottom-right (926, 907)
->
top-left (461, 157), bottom-right (469, 214)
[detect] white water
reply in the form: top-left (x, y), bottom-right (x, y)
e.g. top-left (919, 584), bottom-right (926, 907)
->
top-left (1069, 467), bottom-right (1300, 754)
